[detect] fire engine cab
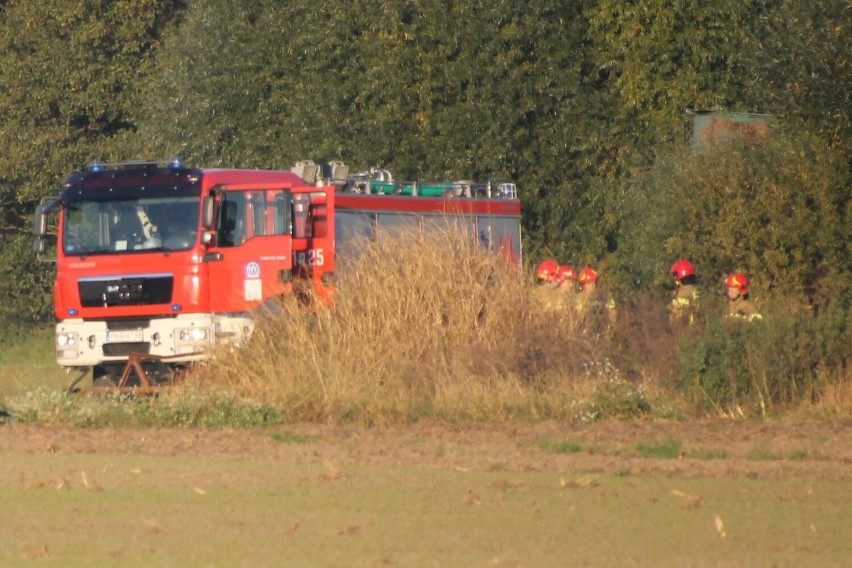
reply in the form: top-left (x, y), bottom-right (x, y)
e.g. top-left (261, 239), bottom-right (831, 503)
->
top-left (33, 159), bottom-right (521, 387)
top-left (34, 159), bottom-right (333, 386)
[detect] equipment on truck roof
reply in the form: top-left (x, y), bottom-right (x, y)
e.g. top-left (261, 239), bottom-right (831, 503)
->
top-left (292, 160), bottom-right (517, 200)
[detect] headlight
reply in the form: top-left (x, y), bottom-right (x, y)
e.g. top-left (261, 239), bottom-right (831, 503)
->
top-left (178, 328), bottom-right (209, 342)
top-left (56, 332), bottom-right (78, 347)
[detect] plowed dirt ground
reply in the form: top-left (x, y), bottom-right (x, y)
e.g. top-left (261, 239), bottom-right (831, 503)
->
top-left (2, 418), bottom-right (850, 480)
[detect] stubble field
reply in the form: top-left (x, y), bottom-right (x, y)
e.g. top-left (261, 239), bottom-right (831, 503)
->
top-left (1, 417), bottom-right (850, 567)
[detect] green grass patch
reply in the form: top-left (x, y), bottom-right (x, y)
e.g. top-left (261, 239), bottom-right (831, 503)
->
top-left (747, 447), bottom-right (782, 461)
top-left (537, 438), bottom-right (583, 454)
top-left (269, 431), bottom-right (319, 444)
top-left (2, 386), bottom-right (281, 429)
top-left (650, 401), bottom-right (687, 421)
top-left (786, 448), bottom-right (807, 461)
top-left (688, 447), bottom-right (728, 460)
top-left (0, 327), bottom-right (68, 396)
top-left (634, 439), bottom-right (682, 459)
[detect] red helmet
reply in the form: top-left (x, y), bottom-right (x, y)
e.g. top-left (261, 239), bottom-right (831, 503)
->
top-left (670, 259), bottom-right (695, 281)
top-left (578, 266), bottom-right (598, 285)
top-left (555, 265), bottom-right (576, 283)
top-left (725, 272), bottom-right (749, 293)
top-left (536, 260), bottom-right (559, 282)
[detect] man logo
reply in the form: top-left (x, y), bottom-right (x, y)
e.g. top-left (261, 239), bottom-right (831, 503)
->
top-left (245, 262), bottom-right (261, 279)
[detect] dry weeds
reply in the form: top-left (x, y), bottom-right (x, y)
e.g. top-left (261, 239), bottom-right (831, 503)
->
top-left (190, 226), bottom-right (612, 423)
top-left (185, 225), bottom-right (850, 424)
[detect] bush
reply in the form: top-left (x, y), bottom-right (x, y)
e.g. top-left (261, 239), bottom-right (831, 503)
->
top-left (0, 235), bottom-right (55, 329)
top-left (609, 128), bottom-right (850, 418)
top-left (586, 376), bottom-right (651, 421)
top-left (614, 130), bottom-right (850, 302)
top-left (676, 295), bottom-right (850, 416)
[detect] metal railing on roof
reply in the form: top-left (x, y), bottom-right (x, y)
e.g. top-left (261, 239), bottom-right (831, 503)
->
top-left (291, 160), bottom-right (517, 199)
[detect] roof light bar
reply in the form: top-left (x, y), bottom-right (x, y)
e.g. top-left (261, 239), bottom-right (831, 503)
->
top-left (83, 159), bottom-right (188, 173)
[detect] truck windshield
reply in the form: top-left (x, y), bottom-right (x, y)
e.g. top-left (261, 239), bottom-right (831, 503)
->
top-left (63, 196), bottom-right (200, 255)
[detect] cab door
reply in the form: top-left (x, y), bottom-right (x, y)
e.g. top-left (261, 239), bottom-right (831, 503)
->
top-left (291, 190), bottom-right (332, 272)
top-left (204, 185), bottom-right (294, 313)
top-left (290, 189), bottom-right (335, 305)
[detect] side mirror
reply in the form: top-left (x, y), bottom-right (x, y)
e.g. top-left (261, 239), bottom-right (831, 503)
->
top-left (33, 204), bottom-right (48, 237)
top-left (202, 194), bottom-right (216, 229)
top-left (33, 198), bottom-right (59, 260)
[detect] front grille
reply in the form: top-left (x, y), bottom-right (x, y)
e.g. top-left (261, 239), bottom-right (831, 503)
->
top-left (79, 275), bottom-right (173, 307)
top-left (103, 342), bottom-right (150, 356)
top-left (106, 318), bottom-right (152, 330)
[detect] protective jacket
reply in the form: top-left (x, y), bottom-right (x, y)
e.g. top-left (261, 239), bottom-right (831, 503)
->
top-left (669, 284), bottom-right (699, 325)
top-left (534, 281), bottom-right (567, 312)
top-left (576, 290), bottom-right (616, 336)
top-left (727, 297), bottom-right (762, 321)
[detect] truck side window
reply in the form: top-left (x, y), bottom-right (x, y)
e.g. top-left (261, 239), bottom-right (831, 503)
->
top-left (310, 204), bottom-right (327, 238)
top-left (293, 192), bottom-right (328, 239)
top-left (217, 197), bottom-right (245, 247)
top-left (293, 195), bottom-right (310, 238)
top-left (274, 193), bottom-right (292, 235)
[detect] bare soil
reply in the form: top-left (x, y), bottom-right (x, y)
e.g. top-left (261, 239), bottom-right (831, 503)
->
top-left (1, 418), bottom-right (850, 480)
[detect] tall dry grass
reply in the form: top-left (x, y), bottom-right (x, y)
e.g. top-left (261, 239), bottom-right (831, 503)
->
top-left (189, 226), bottom-right (617, 424)
top-left (184, 225), bottom-right (850, 424)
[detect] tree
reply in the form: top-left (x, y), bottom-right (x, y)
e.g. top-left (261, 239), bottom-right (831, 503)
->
top-left (0, 0), bottom-right (186, 324)
top-left (129, 0), bottom-right (603, 260)
top-left (585, 0), bottom-right (851, 271)
top-left (615, 130), bottom-right (850, 303)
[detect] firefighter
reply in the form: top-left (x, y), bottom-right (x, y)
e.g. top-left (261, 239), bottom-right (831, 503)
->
top-left (554, 264), bottom-right (576, 286)
top-left (555, 264), bottom-right (577, 301)
top-left (576, 266), bottom-right (616, 330)
top-left (536, 259), bottom-right (559, 286)
top-left (534, 259), bottom-right (564, 311)
top-left (111, 203), bottom-right (160, 251)
top-left (725, 272), bottom-right (762, 321)
top-left (668, 258), bottom-right (699, 325)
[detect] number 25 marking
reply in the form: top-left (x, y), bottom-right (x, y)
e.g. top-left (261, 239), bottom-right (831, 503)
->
top-left (296, 248), bottom-right (324, 267)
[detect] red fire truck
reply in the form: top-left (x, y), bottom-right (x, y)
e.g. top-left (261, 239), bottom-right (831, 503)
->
top-left (33, 159), bottom-right (521, 387)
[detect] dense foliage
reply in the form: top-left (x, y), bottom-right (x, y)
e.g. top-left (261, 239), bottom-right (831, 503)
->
top-left (0, 0), bottom-right (187, 324)
top-left (0, 0), bottom-right (848, 333)
top-left (615, 132), bottom-right (850, 299)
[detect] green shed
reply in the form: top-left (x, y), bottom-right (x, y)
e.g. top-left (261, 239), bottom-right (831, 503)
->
top-left (687, 110), bottom-right (777, 147)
